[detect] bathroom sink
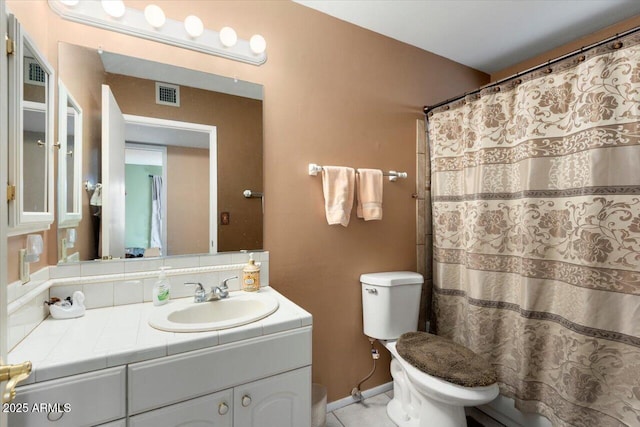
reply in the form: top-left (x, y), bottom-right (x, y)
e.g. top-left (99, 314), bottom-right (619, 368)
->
top-left (148, 292), bottom-right (279, 332)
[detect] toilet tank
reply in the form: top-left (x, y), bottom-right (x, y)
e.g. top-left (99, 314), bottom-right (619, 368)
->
top-left (360, 272), bottom-right (424, 340)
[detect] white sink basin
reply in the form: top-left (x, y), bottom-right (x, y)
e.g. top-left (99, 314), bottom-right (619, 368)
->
top-left (148, 291), bottom-right (279, 332)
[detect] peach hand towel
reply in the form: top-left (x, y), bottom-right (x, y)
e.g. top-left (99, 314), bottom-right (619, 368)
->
top-left (356, 168), bottom-right (383, 220)
top-left (322, 166), bottom-right (355, 227)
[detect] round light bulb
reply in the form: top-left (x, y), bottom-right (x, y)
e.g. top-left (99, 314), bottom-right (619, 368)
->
top-left (144, 4), bottom-right (166, 29)
top-left (249, 34), bottom-right (266, 54)
top-left (184, 15), bottom-right (204, 38)
top-left (60, 0), bottom-right (80, 6)
top-left (219, 26), bottom-right (237, 48)
top-left (101, 0), bottom-right (125, 18)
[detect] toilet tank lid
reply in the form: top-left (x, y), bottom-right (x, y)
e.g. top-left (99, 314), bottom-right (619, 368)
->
top-left (360, 271), bottom-right (424, 286)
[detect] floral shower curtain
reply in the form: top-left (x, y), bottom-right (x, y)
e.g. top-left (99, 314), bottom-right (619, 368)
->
top-left (427, 33), bottom-right (640, 427)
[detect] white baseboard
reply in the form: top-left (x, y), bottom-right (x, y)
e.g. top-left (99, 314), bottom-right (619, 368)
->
top-left (479, 394), bottom-right (552, 427)
top-left (326, 381), bottom-right (393, 412)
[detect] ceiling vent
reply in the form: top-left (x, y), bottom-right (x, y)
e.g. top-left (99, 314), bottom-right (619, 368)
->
top-left (24, 57), bottom-right (46, 86)
top-left (156, 82), bottom-right (180, 107)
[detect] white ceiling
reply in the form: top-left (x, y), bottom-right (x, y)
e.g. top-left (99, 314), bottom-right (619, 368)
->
top-left (294, 0), bottom-right (640, 74)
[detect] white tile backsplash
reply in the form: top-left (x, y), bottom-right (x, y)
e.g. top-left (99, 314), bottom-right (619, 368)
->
top-left (83, 282), bottom-right (115, 309)
top-left (164, 256), bottom-right (199, 269)
top-left (231, 252), bottom-right (251, 264)
top-left (114, 280), bottom-right (144, 305)
top-left (260, 261), bottom-right (269, 287)
top-left (124, 258), bottom-right (163, 274)
top-left (49, 263), bottom-right (82, 279)
top-left (199, 253), bottom-right (233, 266)
top-left (80, 260), bottom-right (125, 276)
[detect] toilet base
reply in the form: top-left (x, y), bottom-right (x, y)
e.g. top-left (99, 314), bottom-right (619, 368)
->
top-left (387, 398), bottom-right (419, 427)
top-left (387, 356), bottom-right (469, 427)
top-left (387, 390), bottom-right (467, 427)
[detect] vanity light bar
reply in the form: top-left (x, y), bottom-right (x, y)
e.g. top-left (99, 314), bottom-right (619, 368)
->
top-left (47, 0), bottom-right (267, 66)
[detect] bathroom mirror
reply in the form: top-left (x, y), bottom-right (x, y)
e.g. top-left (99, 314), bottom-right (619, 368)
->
top-left (57, 42), bottom-right (263, 262)
top-left (7, 14), bottom-right (55, 236)
top-left (57, 81), bottom-right (83, 228)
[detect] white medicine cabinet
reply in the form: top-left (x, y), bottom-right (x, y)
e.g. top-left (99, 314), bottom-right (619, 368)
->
top-left (7, 13), bottom-right (55, 235)
top-left (57, 81), bottom-right (82, 228)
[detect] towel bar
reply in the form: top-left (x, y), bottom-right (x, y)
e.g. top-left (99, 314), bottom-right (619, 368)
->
top-left (308, 163), bottom-right (408, 181)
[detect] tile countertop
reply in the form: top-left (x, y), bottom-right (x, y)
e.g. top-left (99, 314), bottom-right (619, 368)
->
top-left (8, 287), bottom-right (312, 385)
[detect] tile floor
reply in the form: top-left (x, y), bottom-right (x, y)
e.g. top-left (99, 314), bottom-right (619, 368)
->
top-left (325, 390), bottom-right (506, 427)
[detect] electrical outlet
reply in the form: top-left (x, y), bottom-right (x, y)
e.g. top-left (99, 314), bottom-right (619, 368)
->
top-left (220, 212), bottom-right (230, 225)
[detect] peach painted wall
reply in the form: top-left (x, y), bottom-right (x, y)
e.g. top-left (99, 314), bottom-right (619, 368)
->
top-left (166, 146), bottom-right (209, 256)
top-left (7, 0), bottom-right (488, 400)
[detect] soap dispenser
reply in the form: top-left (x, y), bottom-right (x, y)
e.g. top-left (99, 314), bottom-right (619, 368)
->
top-left (152, 266), bottom-right (171, 306)
top-left (242, 253), bottom-right (260, 292)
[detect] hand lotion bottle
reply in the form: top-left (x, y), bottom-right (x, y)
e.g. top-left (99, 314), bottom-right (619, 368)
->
top-left (242, 254), bottom-right (260, 292)
top-left (152, 267), bottom-right (171, 306)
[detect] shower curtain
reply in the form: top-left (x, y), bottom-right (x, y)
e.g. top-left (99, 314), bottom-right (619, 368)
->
top-left (150, 175), bottom-right (163, 254)
top-left (427, 33), bottom-right (640, 427)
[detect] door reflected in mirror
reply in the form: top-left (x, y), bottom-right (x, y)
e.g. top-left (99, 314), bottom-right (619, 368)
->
top-left (57, 42), bottom-right (263, 263)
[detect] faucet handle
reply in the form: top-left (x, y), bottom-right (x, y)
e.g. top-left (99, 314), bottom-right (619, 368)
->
top-left (221, 276), bottom-right (238, 290)
top-left (185, 282), bottom-right (205, 292)
top-left (185, 282), bottom-right (206, 302)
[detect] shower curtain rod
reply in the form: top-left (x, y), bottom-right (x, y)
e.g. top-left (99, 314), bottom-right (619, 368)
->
top-left (423, 25), bottom-right (640, 115)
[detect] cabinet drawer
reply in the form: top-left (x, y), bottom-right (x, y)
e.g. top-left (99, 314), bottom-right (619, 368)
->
top-left (129, 327), bottom-right (311, 414)
top-left (9, 366), bottom-right (126, 427)
top-left (129, 388), bottom-right (233, 427)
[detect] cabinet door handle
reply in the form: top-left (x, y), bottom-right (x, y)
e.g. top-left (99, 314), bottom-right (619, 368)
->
top-left (47, 410), bottom-right (64, 422)
top-left (218, 402), bottom-right (229, 415)
top-left (242, 395), bottom-right (252, 407)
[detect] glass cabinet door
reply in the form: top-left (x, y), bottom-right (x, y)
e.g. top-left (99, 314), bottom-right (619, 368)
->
top-left (7, 14), bottom-right (55, 235)
top-left (57, 81), bottom-right (83, 228)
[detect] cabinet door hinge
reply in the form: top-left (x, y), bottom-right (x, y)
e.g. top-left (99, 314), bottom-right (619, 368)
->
top-left (6, 36), bottom-right (15, 56)
top-left (7, 185), bottom-right (16, 202)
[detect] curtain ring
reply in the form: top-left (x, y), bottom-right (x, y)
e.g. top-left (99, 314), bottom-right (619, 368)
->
top-left (612, 41), bottom-right (623, 49)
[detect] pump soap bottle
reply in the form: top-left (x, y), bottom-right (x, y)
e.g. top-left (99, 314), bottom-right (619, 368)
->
top-left (152, 266), bottom-right (171, 306)
top-left (242, 253), bottom-right (260, 292)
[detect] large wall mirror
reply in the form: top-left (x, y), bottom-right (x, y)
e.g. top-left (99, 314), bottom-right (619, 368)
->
top-left (57, 42), bottom-right (264, 263)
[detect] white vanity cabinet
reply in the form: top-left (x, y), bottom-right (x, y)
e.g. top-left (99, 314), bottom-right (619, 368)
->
top-left (234, 366), bottom-right (311, 427)
top-left (127, 327), bottom-right (312, 426)
top-left (128, 367), bottom-right (310, 427)
top-left (129, 389), bottom-right (233, 427)
top-left (8, 367), bottom-right (126, 427)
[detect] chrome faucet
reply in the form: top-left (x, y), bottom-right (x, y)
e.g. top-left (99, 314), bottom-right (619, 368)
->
top-left (214, 276), bottom-right (238, 300)
top-left (185, 282), bottom-right (207, 303)
top-left (185, 276), bottom-right (237, 303)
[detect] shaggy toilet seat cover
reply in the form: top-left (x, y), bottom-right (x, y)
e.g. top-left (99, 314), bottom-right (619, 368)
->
top-left (396, 332), bottom-right (497, 387)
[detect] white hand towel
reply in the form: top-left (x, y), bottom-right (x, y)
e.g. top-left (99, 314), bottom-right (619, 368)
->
top-left (322, 166), bottom-right (355, 227)
top-left (356, 169), bottom-right (383, 220)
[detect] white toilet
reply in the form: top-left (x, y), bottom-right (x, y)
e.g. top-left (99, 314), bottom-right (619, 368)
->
top-left (361, 272), bottom-right (499, 427)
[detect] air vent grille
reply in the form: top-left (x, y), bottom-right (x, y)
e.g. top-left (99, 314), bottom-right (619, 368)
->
top-left (24, 57), bottom-right (45, 86)
top-left (156, 82), bottom-right (180, 107)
